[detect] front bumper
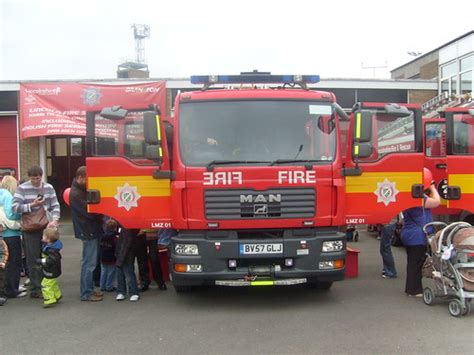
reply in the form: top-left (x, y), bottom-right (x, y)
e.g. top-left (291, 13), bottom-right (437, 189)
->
top-left (170, 228), bottom-right (346, 287)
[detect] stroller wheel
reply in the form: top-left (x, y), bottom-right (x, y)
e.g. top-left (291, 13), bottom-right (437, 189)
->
top-left (448, 299), bottom-right (464, 317)
top-left (462, 300), bottom-right (471, 316)
top-left (423, 287), bottom-right (435, 306)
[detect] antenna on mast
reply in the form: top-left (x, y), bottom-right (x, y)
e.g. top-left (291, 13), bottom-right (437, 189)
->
top-left (132, 24), bottom-right (150, 64)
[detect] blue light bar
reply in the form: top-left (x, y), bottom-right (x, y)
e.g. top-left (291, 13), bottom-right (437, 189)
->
top-left (190, 74), bottom-right (320, 85)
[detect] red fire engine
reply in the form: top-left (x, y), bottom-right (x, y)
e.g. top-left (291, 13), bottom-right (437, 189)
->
top-left (84, 74), bottom-right (427, 291)
top-left (445, 107), bottom-right (474, 223)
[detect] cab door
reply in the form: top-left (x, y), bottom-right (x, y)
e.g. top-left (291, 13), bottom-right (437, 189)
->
top-left (343, 103), bottom-right (425, 225)
top-left (445, 109), bottom-right (474, 216)
top-left (423, 118), bottom-right (455, 215)
top-left (85, 108), bottom-right (172, 229)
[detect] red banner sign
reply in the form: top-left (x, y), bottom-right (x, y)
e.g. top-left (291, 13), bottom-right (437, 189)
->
top-left (19, 82), bottom-right (166, 139)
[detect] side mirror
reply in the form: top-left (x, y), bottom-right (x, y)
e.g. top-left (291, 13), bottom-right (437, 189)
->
top-left (145, 145), bottom-right (163, 164)
top-left (144, 111), bottom-right (161, 145)
top-left (100, 106), bottom-right (128, 120)
top-left (353, 142), bottom-right (373, 158)
top-left (353, 110), bottom-right (372, 143)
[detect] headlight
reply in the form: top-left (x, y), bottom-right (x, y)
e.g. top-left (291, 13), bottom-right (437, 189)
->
top-left (175, 244), bottom-right (199, 255)
top-left (322, 241), bottom-right (343, 252)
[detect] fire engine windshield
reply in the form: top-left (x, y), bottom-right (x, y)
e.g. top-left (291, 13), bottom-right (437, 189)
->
top-left (179, 100), bottom-right (336, 166)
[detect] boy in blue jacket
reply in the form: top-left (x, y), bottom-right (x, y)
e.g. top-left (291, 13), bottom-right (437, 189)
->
top-left (38, 228), bottom-right (63, 308)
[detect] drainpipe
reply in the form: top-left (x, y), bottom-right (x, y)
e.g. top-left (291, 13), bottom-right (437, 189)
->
top-left (39, 136), bottom-right (47, 183)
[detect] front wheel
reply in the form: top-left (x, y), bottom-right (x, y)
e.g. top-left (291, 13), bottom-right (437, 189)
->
top-left (448, 299), bottom-right (463, 317)
top-left (423, 287), bottom-right (435, 306)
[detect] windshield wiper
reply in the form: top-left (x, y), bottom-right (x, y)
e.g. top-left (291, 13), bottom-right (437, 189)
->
top-left (207, 160), bottom-right (271, 171)
top-left (270, 159), bottom-right (323, 166)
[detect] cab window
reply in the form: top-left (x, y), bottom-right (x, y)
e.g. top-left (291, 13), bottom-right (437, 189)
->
top-left (358, 111), bottom-right (416, 162)
top-left (425, 123), bottom-right (446, 157)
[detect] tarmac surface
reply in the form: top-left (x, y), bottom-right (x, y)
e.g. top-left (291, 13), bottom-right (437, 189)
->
top-left (0, 225), bottom-right (472, 354)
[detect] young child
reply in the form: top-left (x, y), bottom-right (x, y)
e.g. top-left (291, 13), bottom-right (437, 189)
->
top-left (38, 228), bottom-right (63, 308)
top-left (0, 236), bottom-right (9, 306)
top-left (115, 228), bottom-right (139, 302)
top-left (100, 219), bottom-right (117, 292)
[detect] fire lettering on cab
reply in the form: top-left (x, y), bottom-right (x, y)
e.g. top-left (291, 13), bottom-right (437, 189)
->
top-left (278, 171), bottom-right (316, 184)
top-left (203, 171), bottom-right (243, 185)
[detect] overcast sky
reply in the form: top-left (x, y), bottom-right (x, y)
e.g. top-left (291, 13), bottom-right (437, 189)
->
top-left (0, 0), bottom-right (473, 81)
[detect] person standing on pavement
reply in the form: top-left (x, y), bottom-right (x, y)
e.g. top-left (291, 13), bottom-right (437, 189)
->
top-left (12, 166), bottom-right (60, 298)
top-left (0, 236), bottom-right (9, 306)
top-left (401, 179), bottom-right (440, 297)
top-left (0, 176), bottom-right (27, 298)
top-left (38, 227), bottom-right (63, 308)
top-left (379, 216), bottom-right (398, 279)
top-left (70, 166), bottom-right (104, 302)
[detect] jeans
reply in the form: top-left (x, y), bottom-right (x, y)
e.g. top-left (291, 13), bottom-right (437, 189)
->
top-left (380, 224), bottom-right (397, 278)
top-left (4, 236), bottom-right (22, 298)
top-left (80, 238), bottom-right (99, 300)
top-left (23, 230), bottom-right (44, 294)
top-left (116, 261), bottom-right (139, 296)
top-left (100, 263), bottom-right (116, 291)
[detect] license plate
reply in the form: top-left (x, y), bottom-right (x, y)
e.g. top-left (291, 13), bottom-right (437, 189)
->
top-left (239, 243), bottom-right (283, 255)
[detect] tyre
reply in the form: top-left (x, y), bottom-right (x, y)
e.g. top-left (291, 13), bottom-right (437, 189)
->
top-left (462, 300), bottom-right (471, 316)
top-left (423, 287), bottom-right (435, 306)
top-left (173, 284), bottom-right (192, 293)
top-left (448, 299), bottom-right (463, 317)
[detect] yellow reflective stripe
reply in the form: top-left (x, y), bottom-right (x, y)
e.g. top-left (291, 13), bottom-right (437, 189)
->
top-left (155, 114), bottom-right (161, 140)
top-left (88, 176), bottom-right (170, 197)
top-left (449, 174), bottom-right (474, 194)
top-left (251, 281), bottom-right (274, 286)
top-left (354, 145), bottom-right (359, 155)
top-left (355, 112), bottom-right (361, 139)
top-left (345, 172), bottom-right (421, 193)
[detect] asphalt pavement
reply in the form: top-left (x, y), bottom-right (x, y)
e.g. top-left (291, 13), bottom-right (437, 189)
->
top-left (0, 225), bottom-right (472, 354)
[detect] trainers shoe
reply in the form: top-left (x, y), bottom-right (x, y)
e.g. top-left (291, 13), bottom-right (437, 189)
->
top-left (116, 293), bottom-right (126, 301)
top-left (23, 278), bottom-right (31, 287)
top-left (94, 290), bottom-right (104, 297)
top-left (140, 284), bottom-right (149, 292)
top-left (0, 297), bottom-right (7, 306)
top-left (18, 285), bottom-right (28, 292)
top-left (158, 282), bottom-right (167, 291)
top-left (129, 295), bottom-right (140, 302)
top-left (81, 295), bottom-right (103, 302)
top-left (30, 292), bottom-right (43, 299)
top-left (16, 291), bottom-right (28, 298)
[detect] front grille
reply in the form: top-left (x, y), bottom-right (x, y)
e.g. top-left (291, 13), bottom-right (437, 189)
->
top-left (205, 188), bottom-right (315, 220)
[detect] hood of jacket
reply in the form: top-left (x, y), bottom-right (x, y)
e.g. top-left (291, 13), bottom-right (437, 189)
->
top-left (43, 239), bottom-right (63, 251)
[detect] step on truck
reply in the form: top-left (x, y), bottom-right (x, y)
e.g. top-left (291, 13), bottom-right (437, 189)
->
top-left (84, 73), bottom-right (428, 291)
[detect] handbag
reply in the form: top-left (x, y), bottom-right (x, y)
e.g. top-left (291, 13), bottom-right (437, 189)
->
top-left (21, 207), bottom-right (49, 232)
top-left (21, 184), bottom-right (49, 232)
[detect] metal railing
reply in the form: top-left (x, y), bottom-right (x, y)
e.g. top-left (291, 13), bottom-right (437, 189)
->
top-left (421, 91), bottom-right (450, 112)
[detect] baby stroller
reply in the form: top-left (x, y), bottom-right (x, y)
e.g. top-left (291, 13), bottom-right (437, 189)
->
top-left (421, 221), bottom-right (474, 317)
